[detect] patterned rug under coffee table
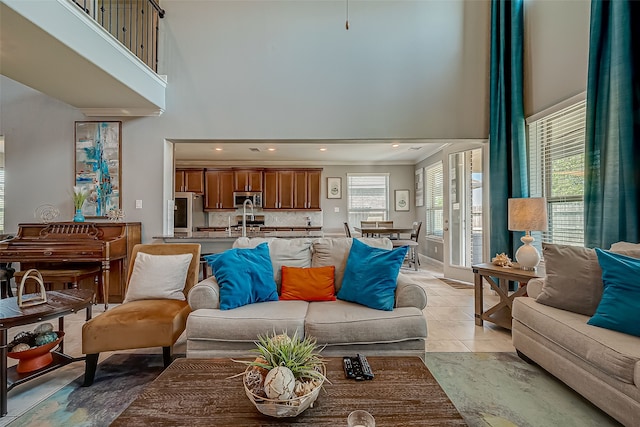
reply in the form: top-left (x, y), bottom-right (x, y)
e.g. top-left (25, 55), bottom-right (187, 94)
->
top-left (112, 357), bottom-right (466, 426)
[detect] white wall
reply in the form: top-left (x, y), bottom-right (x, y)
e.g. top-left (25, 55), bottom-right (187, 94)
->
top-left (524, 0), bottom-right (590, 116)
top-left (1, 1), bottom-right (490, 242)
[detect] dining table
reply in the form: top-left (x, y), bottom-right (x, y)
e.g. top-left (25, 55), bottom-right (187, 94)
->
top-left (354, 226), bottom-right (415, 240)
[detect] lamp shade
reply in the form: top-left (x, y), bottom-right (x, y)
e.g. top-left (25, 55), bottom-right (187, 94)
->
top-left (508, 198), bottom-right (548, 232)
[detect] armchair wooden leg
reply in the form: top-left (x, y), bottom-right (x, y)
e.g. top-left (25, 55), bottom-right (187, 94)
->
top-left (83, 353), bottom-right (99, 386)
top-left (162, 347), bottom-right (172, 367)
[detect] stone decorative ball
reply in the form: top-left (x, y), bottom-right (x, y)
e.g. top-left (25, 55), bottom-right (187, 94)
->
top-left (263, 366), bottom-right (296, 400)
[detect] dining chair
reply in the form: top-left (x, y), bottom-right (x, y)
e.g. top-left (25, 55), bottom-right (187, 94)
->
top-left (391, 221), bottom-right (422, 270)
top-left (344, 222), bottom-right (352, 238)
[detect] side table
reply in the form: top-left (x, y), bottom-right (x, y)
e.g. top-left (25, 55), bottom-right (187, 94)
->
top-left (472, 263), bottom-right (544, 330)
top-left (0, 289), bottom-right (94, 416)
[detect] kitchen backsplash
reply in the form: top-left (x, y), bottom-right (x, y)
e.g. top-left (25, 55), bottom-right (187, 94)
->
top-left (207, 210), bottom-right (323, 227)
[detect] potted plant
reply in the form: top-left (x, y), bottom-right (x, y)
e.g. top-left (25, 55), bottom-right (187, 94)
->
top-left (73, 186), bottom-right (89, 222)
top-left (237, 331), bottom-right (327, 418)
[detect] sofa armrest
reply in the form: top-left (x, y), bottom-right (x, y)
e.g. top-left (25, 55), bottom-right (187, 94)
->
top-left (187, 277), bottom-right (221, 310)
top-left (395, 273), bottom-right (427, 310)
top-left (526, 277), bottom-right (545, 299)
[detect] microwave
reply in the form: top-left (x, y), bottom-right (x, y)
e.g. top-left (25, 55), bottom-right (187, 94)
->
top-left (233, 191), bottom-right (262, 208)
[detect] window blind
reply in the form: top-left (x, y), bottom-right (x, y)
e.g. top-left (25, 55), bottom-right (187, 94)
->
top-left (425, 162), bottom-right (443, 239)
top-left (528, 99), bottom-right (586, 246)
top-left (347, 174), bottom-right (389, 225)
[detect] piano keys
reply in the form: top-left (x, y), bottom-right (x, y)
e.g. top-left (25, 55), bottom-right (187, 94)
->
top-left (0, 222), bottom-right (141, 308)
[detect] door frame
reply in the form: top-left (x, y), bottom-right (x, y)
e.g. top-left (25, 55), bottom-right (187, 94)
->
top-left (442, 141), bottom-right (488, 283)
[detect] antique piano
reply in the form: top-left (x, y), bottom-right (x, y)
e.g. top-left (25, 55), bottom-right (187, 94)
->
top-left (0, 222), bottom-right (141, 308)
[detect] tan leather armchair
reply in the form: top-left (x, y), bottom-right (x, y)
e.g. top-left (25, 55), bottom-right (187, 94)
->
top-left (82, 243), bottom-right (201, 386)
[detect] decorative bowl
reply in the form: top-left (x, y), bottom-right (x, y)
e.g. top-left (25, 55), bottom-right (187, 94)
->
top-left (8, 331), bottom-right (64, 373)
top-left (243, 364), bottom-right (325, 418)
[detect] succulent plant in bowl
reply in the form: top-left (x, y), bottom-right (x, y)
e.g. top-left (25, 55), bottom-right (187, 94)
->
top-left (237, 331), bottom-right (327, 417)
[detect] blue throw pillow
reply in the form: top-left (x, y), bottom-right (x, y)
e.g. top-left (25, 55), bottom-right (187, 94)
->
top-left (337, 238), bottom-right (408, 311)
top-left (204, 243), bottom-right (278, 310)
top-left (587, 249), bottom-right (640, 337)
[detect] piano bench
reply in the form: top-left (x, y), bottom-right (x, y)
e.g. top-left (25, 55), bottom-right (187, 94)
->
top-left (14, 267), bottom-right (101, 296)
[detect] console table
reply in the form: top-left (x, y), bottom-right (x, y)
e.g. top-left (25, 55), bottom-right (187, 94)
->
top-left (0, 289), bottom-right (94, 416)
top-left (473, 263), bottom-right (544, 330)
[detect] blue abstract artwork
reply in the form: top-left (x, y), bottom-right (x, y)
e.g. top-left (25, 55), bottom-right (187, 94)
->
top-left (75, 121), bottom-right (121, 217)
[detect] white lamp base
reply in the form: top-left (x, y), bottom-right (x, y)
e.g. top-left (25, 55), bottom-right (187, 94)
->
top-left (515, 233), bottom-right (541, 271)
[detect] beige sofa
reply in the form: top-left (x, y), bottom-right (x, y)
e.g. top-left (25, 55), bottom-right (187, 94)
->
top-left (513, 278), bottom-right (640, 426)
top-left (186, 237), bottom-right (427, 358)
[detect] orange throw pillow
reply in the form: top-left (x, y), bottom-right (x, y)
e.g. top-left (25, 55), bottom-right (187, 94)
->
top-left (280, 266), bottom-right (336, 301)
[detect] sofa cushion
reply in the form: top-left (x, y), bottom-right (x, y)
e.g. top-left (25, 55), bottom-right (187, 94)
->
top-left (587, 249), bottom-right (640, 337)
top-left (311, 237), bottom-right (392, 293)
top-left (513, 297), bottom-right (640, 385)
top-left (337, 239), bottom-right (408, 311)
top-left (280, 266), bottom-right (336, 301)
top-left (305, 300), bottom-right (427, 346)
top-left (204, 243), bottom-right (278, 310)
top-left (123, 252), bottom-right (193, 303)
top-left (233, 237), bottom-right (313, 290)
top-left (535, 243), bottom-right (604, 316)
top-left (186, 301), bottom-right (309, 343)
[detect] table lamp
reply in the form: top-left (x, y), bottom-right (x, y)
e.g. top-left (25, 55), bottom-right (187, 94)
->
top-left (508, 197), bottom-right (548, 270)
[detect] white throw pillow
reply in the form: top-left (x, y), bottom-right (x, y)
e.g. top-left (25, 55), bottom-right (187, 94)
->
top-left (123, 252), bottom-right (193, 303)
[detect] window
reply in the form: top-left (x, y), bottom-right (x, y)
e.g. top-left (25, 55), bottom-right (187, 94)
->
top-left (528, 99), bottom-right (586, 246)
top-left (347, 174), bottom-right (389, 225)
top-left (425, 161), bottom-right (443, 239)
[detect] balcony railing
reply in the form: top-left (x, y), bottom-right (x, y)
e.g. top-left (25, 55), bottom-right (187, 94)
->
top-left (73, 0), bottom-right (165, 72)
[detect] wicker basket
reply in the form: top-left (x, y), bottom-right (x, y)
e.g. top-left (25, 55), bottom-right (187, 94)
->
top-left (243, 365), bottom-right (325, 418)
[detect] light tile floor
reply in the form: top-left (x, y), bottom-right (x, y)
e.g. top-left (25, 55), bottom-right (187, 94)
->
top-left (1, 259), bottom-right (515, 424)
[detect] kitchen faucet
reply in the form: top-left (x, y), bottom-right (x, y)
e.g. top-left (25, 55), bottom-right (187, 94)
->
top-left (242, 199), bottom-right (254, 237)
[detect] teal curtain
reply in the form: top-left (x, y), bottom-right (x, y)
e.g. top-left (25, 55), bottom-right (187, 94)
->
top-left (489, 0), bottom-right (528, 259)
top-left (585, 0), bottom-right (640, 248)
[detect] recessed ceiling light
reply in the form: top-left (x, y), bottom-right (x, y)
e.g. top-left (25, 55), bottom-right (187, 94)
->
top-left (392, 143), bottom-right (400, 148)
top-left (267, 147), bottom-right (276, 152)
top-left (214, 147), bottom-right (223, 151)
top-left (320, 148), bottom-right (327, 152)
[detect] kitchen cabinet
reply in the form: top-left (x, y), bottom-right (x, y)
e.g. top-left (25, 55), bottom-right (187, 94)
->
top-left (293, 169), bottom-right (322, 210)
top-left (204, 169), bottom-right (235, 210)
top-left (234, 169), bottom-right (263, 192)
top-left (263, 170), bottom-right (294, 209)
top-left (264, 168), bottom-right (321, 210)
top-left (175, 169), bottom-right (204, 194)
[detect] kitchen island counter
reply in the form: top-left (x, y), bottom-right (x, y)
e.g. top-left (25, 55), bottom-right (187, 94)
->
top-left (154, 231), bottom-right (324, 254)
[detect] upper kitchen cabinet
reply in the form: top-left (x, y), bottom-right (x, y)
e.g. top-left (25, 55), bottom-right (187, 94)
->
top-left (175, 169), bottom-right (204, 194)
top-left (264, 168), bottom-right (322, 210)
top-left (293, 169), bottom-right (322, 210)
top-left (263, 170), bottom-right (294, 209)
top-left (204, 169), bottom-right (234, 210)
top-left (234, 169), bottom-right (263, 192)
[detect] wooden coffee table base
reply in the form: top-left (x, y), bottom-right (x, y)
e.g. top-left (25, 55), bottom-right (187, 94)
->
top-left (112, 357), bottom-right (466, 426)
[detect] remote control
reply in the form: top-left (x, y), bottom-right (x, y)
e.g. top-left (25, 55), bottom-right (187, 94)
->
top-left (357, 353), bottom-right (374, 380)
top-left (343, 355), bottom-right (374, 380)
top-left (343, 356), bottom-right (357, 379)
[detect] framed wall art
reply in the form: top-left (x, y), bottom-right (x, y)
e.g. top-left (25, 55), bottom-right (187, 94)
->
top-left (415, 168), bottom-right (424, 207)
top-left (74, 121), bottom-right (122, 218)
top-left (395, 189), bottom-right (410, 211)
top-left (327, 177), bottom-right (342, 199)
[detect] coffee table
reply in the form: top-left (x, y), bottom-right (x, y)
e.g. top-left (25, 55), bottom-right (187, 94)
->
top-left (112, 356), bottom-right (466, 426)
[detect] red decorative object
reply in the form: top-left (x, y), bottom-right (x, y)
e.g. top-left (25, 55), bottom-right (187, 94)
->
top-left (8, 332), bottom-right (65, 373)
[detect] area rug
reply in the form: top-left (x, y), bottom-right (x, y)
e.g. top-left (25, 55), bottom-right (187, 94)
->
top-left (424, 352), bottom-right (621, 427)
top-left (8, 354), bottom-right (165, 427)
top-left (12, 352), bottom-right (622, 427)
